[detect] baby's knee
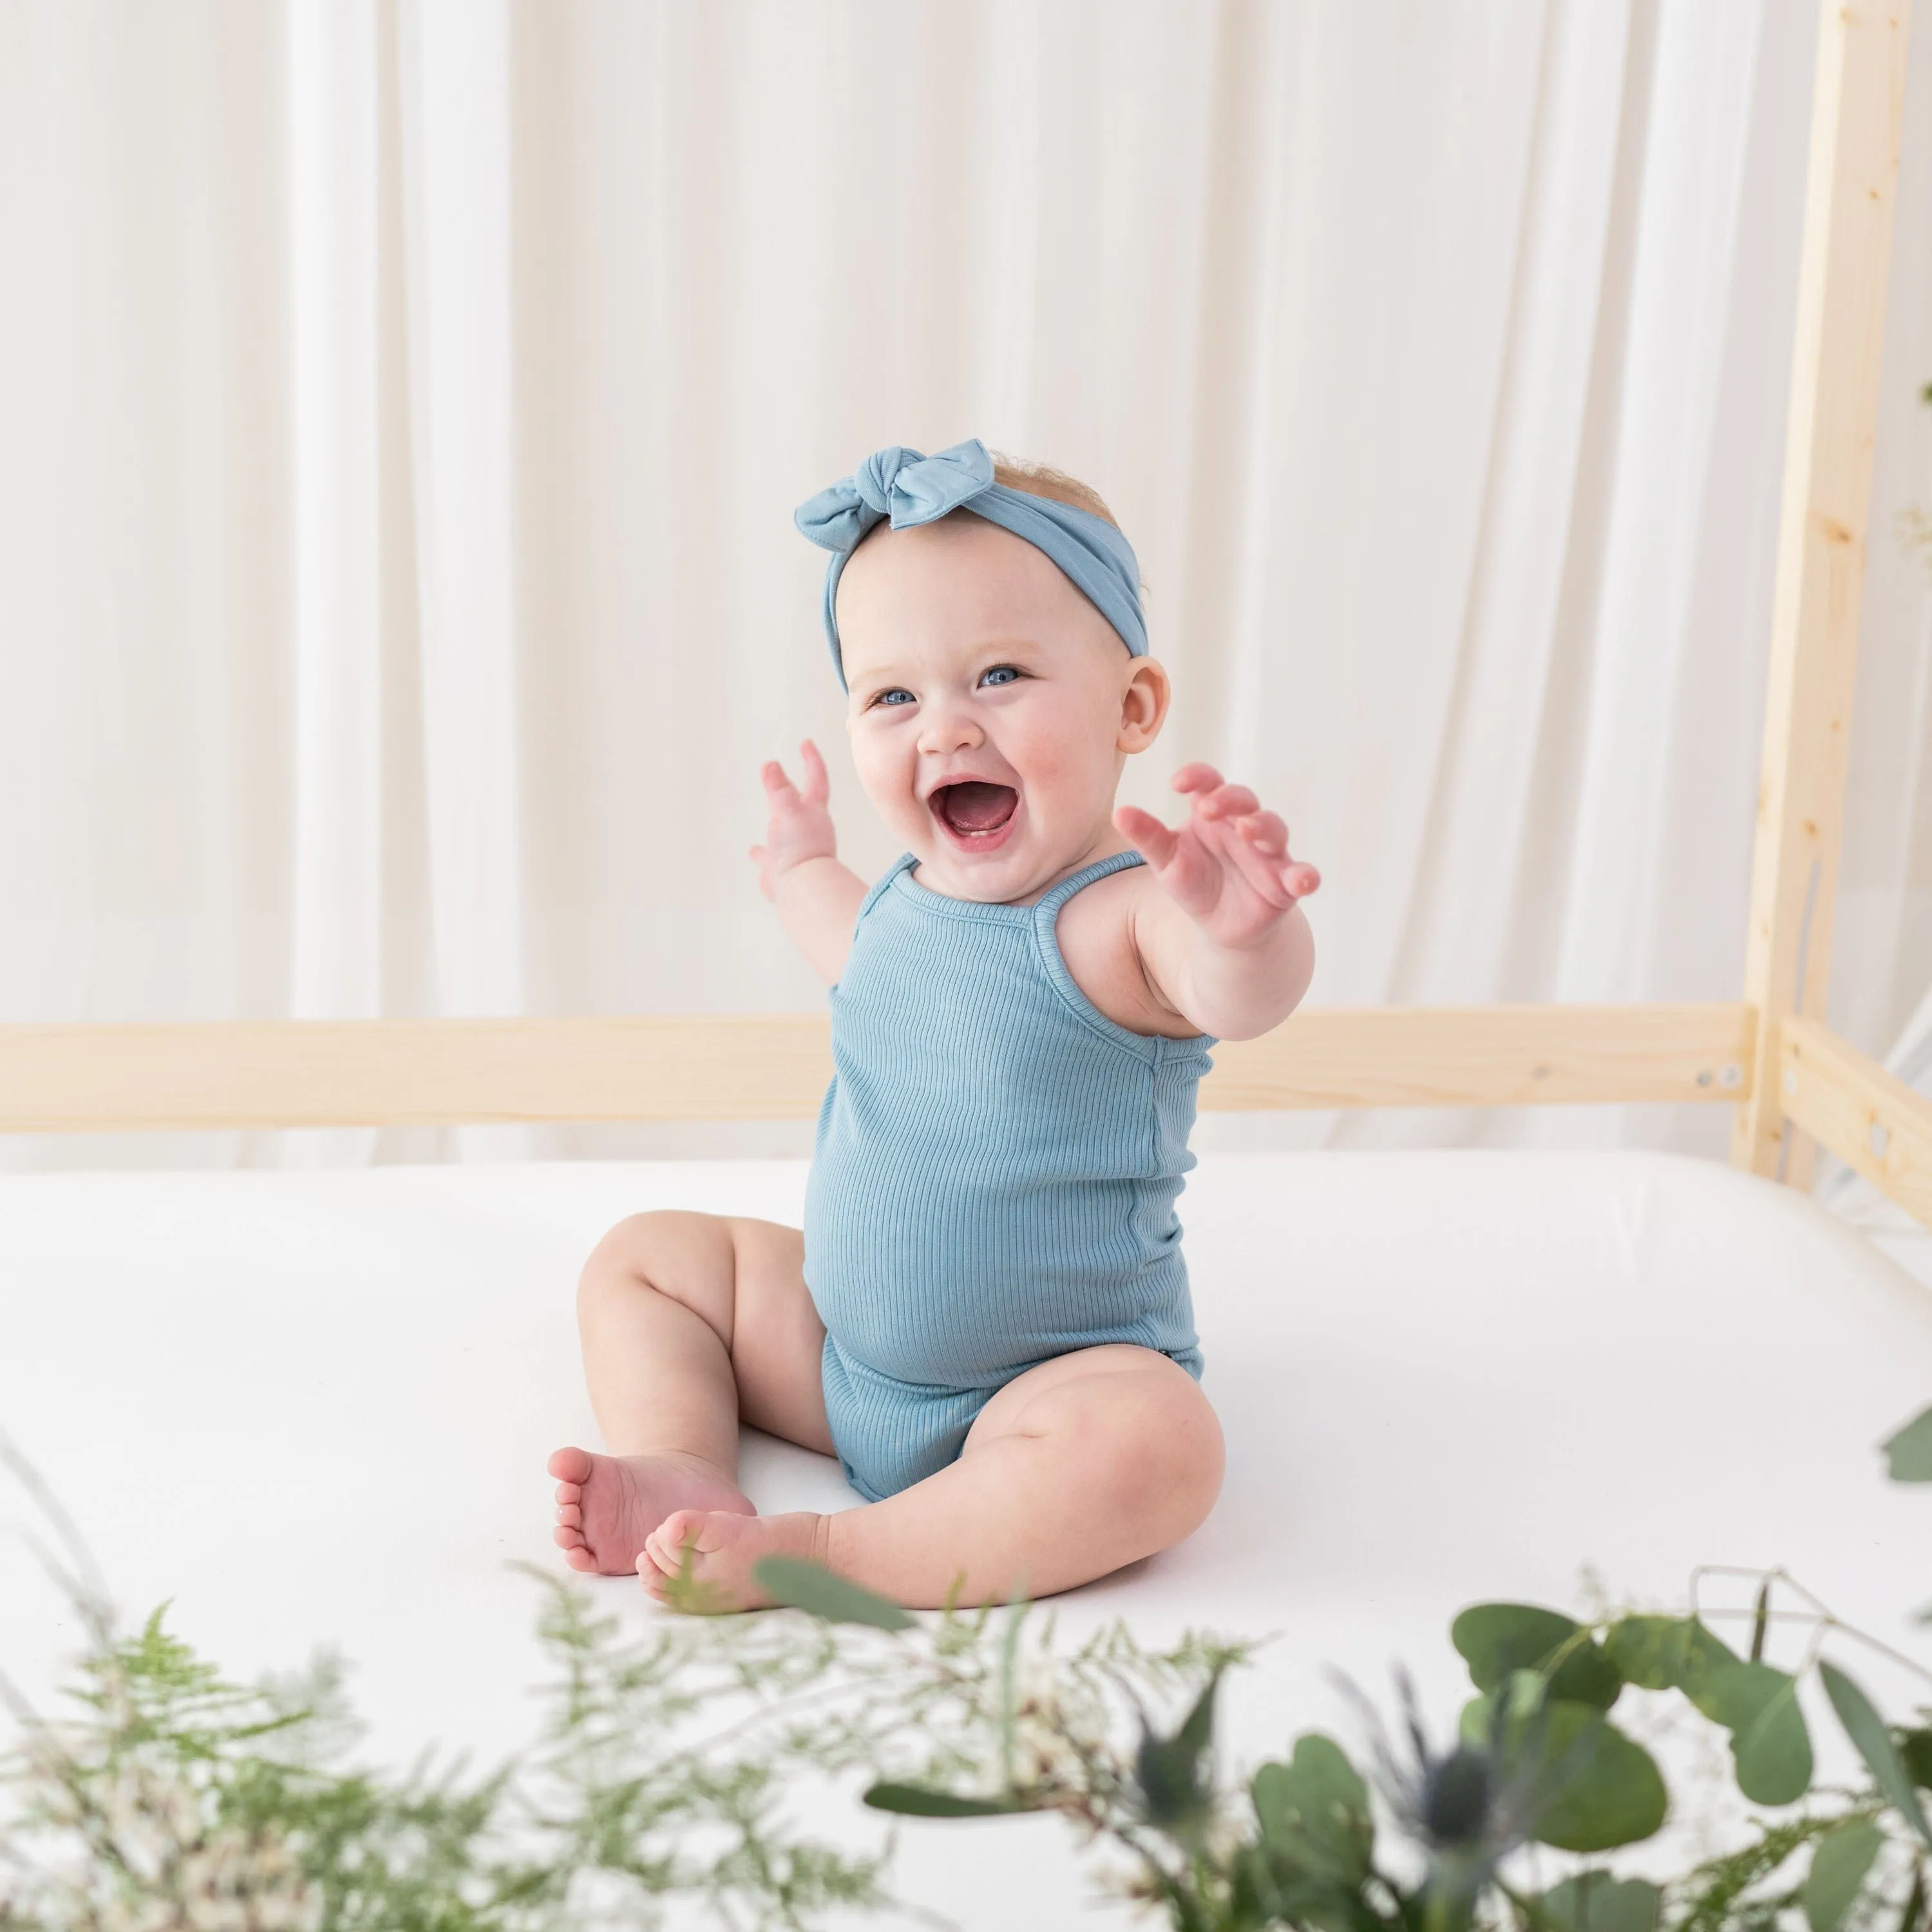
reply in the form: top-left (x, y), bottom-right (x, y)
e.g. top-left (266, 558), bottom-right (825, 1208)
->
top-left (1080, 1368), bottom-right (1224, 1537)
top-left (577, 1209), bottom-right (732, 1308)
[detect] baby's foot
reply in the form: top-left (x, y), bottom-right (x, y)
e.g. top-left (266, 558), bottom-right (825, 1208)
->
top-left (639, 1507), bottom-right (828, 1612)
top-left (547, 1445), bottom-right (753, 1577)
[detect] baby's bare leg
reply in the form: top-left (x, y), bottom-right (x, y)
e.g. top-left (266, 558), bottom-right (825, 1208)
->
top-left (549, 1211), bottom-right (831, 1575)
top-left (640, 1344), bottom-right (1223, 1609)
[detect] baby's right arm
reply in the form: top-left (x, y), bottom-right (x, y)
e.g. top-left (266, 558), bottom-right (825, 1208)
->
top-left (749, 739), bottom-right (869, 985)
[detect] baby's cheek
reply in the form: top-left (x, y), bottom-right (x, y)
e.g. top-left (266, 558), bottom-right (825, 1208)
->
top-left (849, 737), bottom-right (913, 810)
top-left (1012, 703), bottom-right (1119, 801)
top-left (853, 749), bottom-right (936, 846)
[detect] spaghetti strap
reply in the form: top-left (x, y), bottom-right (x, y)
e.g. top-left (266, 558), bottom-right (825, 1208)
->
top-left (1034, 848), bottom-right (1146, 915)
top-left (855, 854), bottom-right (919, 931)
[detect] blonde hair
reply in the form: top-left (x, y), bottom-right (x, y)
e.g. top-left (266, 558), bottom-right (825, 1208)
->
top-left (989, 454), bottom-right (1122, 531)
top-left (989, 453), bottom-right (1144, 603)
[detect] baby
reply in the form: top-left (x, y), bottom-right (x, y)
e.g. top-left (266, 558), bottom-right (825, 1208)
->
top-left (549, 440), bottom-right (1320, 1611)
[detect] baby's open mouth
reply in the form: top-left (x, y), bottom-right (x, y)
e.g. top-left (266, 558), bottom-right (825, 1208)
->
top-left (931, 780), bottom-right (1019, 840)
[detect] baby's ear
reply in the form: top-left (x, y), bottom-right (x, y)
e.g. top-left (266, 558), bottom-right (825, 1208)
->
top-left (1118, 657), bottom-right (1171, 753)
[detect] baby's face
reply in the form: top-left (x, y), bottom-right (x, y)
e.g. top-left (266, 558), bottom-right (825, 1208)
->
top-left (836, 515), bottom-right (1166, 903)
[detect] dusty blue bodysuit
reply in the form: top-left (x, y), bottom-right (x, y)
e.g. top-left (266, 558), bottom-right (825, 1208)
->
top-left (803, 849), bottom-right (1212, 1502)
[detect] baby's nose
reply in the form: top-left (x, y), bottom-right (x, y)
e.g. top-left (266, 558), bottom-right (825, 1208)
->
top-left (916, 703), bottom-right (984, 755)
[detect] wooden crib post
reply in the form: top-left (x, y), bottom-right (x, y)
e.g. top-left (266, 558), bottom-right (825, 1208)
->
top-left (1734, 0), bottom-right (1912, 1186)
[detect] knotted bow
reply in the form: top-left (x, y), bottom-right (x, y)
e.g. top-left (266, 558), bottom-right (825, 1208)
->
top-left (794, 438), bottom-right (1148, 687)
top-left (795, 440), bottom-right (998, 553)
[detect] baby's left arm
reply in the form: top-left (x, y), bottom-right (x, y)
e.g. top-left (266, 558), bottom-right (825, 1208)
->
top-left (1115, 764), bottom-right (1321, 1042)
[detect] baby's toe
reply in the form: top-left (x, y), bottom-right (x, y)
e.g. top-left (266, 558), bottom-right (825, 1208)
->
top-left (563, 1546), bottom-right (598, 1573)
top-left (547, 1446), bottom-right (594, 1484)
top-left (553, 1479), bottom-right (582, 1506)
top-left (556, 1502), bottom-right (582, 1529)
top-left (645, 1511), bottom-right (701, 1574)
top-left (638, 1549), bottom-right (681, 1604)
top-left (656, 1506), bottom-right (701, 1546)
top-left (553, 1522), bottom-right (585, 1550)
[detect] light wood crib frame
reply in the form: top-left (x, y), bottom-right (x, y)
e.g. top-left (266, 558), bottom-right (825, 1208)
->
top-left (0, 2), bottom-right (1922, 1229)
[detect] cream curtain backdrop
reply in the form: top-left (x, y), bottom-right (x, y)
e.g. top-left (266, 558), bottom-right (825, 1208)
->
top-left (3, 0), bottom-right (1931, 1173)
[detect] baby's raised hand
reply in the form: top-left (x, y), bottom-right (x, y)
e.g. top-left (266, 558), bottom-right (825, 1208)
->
top-left (750, 739), bottom-right (838, 900)
top-left (1115, 764), bottom-right (1321, 951)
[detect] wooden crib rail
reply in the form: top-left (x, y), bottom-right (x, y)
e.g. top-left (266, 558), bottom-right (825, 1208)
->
top-left (1734, 0), bottom-right (1912, 1184)
top-left (6, 1002), bottom-right (1928, 1236)
top-left (1778, 1016), bottom-right (1932, 1226)
top-left (0, 1001), bottom-right (1754, 1133)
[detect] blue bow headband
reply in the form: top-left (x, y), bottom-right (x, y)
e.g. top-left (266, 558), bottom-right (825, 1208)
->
top-left (793, 439), bottom-right (1148, 688)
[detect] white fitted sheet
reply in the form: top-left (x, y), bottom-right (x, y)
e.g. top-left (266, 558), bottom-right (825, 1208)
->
top-left (3, 1150), bottom-right (1929, 1926)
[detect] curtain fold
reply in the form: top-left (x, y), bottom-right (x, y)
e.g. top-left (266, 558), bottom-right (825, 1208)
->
top-left (1, 0), bottom-right (1928, 1175)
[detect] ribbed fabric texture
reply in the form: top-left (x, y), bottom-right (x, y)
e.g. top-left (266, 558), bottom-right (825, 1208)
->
top-left (804, 849), bottom-right (1213, 1502)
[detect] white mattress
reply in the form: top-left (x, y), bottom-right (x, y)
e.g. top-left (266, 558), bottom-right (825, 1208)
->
top-left (3, 1149), bottom-right (1929, 1927)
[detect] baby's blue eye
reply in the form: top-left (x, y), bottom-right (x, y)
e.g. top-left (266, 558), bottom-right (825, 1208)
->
top-left (873, 688), bottom-right (915, 708)
top-left (980, 665), bottom-right (1020, 687)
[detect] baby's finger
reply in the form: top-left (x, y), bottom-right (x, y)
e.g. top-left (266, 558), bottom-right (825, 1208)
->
top-left (1114, 804), bottom-right (1181, 868)
top-left (1219, 823), bottom-right (1298, 908)
top-left (1197, 782), bottom-right (1261, 822)
top-left (761, 759), bottom-right (799, 800)
top-left (749, 844), bottom-right (767, 867)
top-left (799, 739), bottom-right (830, 806)
top-left (1171, 762), bottom-right (1224, 797)
top-left (1236, 810), bottom-right (1289, 854)
top-left (1284, 861), bottom-right (1321, 898)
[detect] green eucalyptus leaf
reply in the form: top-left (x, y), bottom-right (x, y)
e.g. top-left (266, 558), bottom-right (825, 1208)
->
top-left (753, 1557), bottom-right (914, 1631)
top-left (1528, 1705), bottom-right (1669, 1853)
top-left (1464, 1696), bottom-right (1667, 1853)
top-left (1707, 1662), bottom-right (1814, 1805)
top-left (1459, 1676), bottom-right (1548, 1755)
top-left (1454, 1603), bottom-right (1577, 1683)
top-left (1461, 1691), bottom-right (1667, 1851)
top-left (1602, 1616), bottom-right (1679, 1690)
top-left (1896, 1727), bottom-right (1932, 1792)
top-left (1602, 1615), bottom-right (1739, 1714)
top-left (1459, 1694), bottom-right (1491, 1750)
top-left (1452, 1604), bottom-right (1622, 1710)
top-left (1823, 1663), bottom-right (1932, 1847)
top-left (1883, 1406), bottom-right (1932, 1482)
top-left (1732, 1690), bottom-right (1814, 1806)
top-left (862, 1781), bottom-right (1033, 1817)
top-left (1251, 1763), bottom-right (1294, 1836)
top-left (1252, 1734), bottom-right (1374, 1884)
top-left (1802, 1817), bottom-right (1884, 1932)
top-left (1538, 1872), bottom-right (1662, 1932)
top-left (1507, 1667), bottom-right (1553, 1716)
top-left (1236, 1842), bottom-right (1365, 1932)
top-left (1898, 1862), bottom-right (1926, 1932)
